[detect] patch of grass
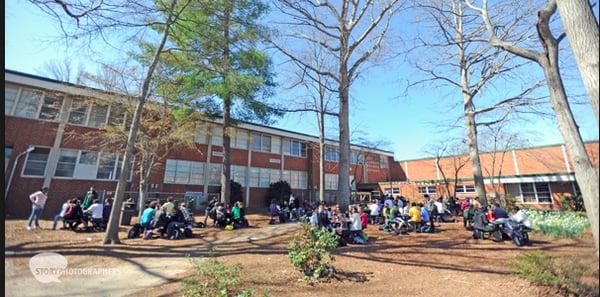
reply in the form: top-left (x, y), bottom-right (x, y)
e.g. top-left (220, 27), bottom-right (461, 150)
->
top-left (523, 209), bottom-right (590, 238)
top-left (181, 258), bottom-right (270, 297)
top-left (511, 251), bottom-right (599, 297)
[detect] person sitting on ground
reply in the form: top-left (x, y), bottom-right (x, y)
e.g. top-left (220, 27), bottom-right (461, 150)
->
top-left (269, 200), bottom-right (280, 223)
top-left (401, 201), bottom-right (410, 217)
top-left (152, 203), bottom-right (171, 237)
top-left (408, 202), bottom-right (422, 232)
top-left (349, 207), bottom-right (362, 233)
top-left (309, 206), bottom-right (319, 227)
top-left (493, 203), bottom-right (509, 221)
top-left (161, 196), bottom-right (176, 217)
top-left (141, 201), bottom-right (158, 229)
top-left (231, 201), bottom-right (249, 228)
top-left (420, 202), bottom-right (433, 232)
top-left (84, 199), bottom-right (104, 230)
top-left (63, 198), bottom-right (84, 230)
top-left (204, 197), bottom-right (218, 226)
top-left (179, 202), bottom-right (195, 225)
top-left (360, 207), bottom-right (368, 230)
top-left (52, 198), bottom-right (71, 230)
top-left (215, 203), bottom-right (227, 227)
top-left (485, 205), bottom-right (496, 222)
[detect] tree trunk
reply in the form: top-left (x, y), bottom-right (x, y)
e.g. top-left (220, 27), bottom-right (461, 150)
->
top-left (541, 58), bottom-right (600, 257)
top-left (220, 1), bottom-right (232, 204)
top-left (337, 27), bottom-right (351, 208)
top-left (319, 104), bottom-right (325, 203)
top-left (103, 0), bottom-right (177, 245)
top-left (555, 0), bottom-right (599, 123)
top-left (464, 102), bottom-right (488, 206)
top-left (138, 179), bottom-right (149, 218)
top-left (536, 1), bottom-right (600, 257)
top-left (221, 98), bottom-right (232, 204)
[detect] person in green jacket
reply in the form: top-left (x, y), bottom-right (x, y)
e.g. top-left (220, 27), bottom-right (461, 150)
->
top-left (232, 202), bottom-right (248, 227)
top-left (82, 186), bottom-right (97, 210)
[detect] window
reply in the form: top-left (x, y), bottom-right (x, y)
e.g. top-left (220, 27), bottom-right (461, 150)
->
top-left (208, 163), bottom-right (222, 185)
top-left (325, 173), bottom-right (338, 190)
top-left (505, 182), bottom-right (553, 204)
top-left (351, 151), bottom-right (365, 164)
top-left (231, 165), bottom-right (246, 186)
top-left (271, 136), bottom-right (281, 154)
top-left (249, 167), bottom-right (280, 188)
top-left (380, 156), bottom-right (389, 168)
top-left (325, 146), bottom-right (339, 162)
top-left (164, 159), bottom-right (205, 185)
top-left (383, 187), bottom-right (400, 195)
top-left (38, 96), bottom-right (63, 121)
top-left (79, 151), bottom-right (98, 165)
top-left (5, 86), bottom-right (19, 114)
top-left (233, 130), bottom-right (248, 149)
top-left (68, 100), bottom-right (89, 125)
top-left (194, 124), bottom-right (208, 144)
top-left (23, 147), bottom-right (50, 176)
top-left (54, 149), bottom-right (78, 177)
top-left (456, 185), bottom-right (476, 193)
top-left (284, 170), bottom-right (308, 189)
top-left (96, 153), bottom-right (117, 179)
top-left (88, 104), bottom-right (109, 128)
top-left (252, 133), bottom-right (271, 152)
top-left (14, 89), bottom-right (42, 118)
top-left (418, 186), bottom-right (436, 194)
top-left (211, 126), bottom-right (223, 146)
top-left (283, 139), bottom-right (307, 157)
top-left (108, 105), bottom-right (126, 127)
top-left (5, 147), bottom-right (13, 172)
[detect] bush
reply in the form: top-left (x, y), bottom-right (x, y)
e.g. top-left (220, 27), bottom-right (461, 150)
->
top-left (511, 251), bottom-right (599, 297)
top-left (267, 180), bottom-right (291, 206)
top-left (181, 258), bottom-right (253, 297)
top-left (230, 180), bottom-right (243, 204)
top-left (288, 223), bottom-right (339, 280)
top-left (560, 195), bottom-right (586, 212)
top-left (523, 209), bottom-right (590, 238)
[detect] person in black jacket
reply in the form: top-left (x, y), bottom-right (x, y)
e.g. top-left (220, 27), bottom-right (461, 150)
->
top-left (63, 199), bottom-right (84, 231)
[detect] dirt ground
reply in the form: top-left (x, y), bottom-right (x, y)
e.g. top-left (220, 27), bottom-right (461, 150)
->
top-left (5, 215), bottom-right (599, 297)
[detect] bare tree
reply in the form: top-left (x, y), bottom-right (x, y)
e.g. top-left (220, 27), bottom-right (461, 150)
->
top-left (555, 0), bottom-right (599, 123)
top-left (410, 0), bottom-right (544, 206)
top-left (30, 0), bottom-right (191, 244)
top-left (425, 138), bottom-right (470, 199)
top-left (36, 59), bottom-right (85, 84)
top-left (466, 0), bottom-right (599, 257)
top-left (272, 0), bottom-right (404, 207)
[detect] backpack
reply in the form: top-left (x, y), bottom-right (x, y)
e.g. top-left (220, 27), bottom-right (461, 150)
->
top-left (127, 223), bottom-right (142, 239)
top-left (184, 227), bottom-right (193, 238)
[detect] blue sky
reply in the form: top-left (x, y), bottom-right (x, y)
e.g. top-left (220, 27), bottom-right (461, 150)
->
top-left (5, 0), bottom-right (599, 161)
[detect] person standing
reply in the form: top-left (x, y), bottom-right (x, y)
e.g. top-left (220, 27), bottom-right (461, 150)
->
top-left (82, 186), bottom-right (98, 210)
top-left (27, 187), bottom-right (49, 230)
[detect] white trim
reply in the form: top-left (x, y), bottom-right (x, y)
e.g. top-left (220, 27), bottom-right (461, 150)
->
top-left (486, 174), bottom-right (575, 184)
top-left (511, 150), bottom-right (520, 175)
top-left (560, 145), bottom-right (571, 172)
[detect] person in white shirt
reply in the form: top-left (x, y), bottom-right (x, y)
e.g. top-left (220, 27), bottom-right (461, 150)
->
top-left (350, 207), bottom-right (362, 231)
top-left (52, 198), bottom-right (71, 230)
top-left (85, 199), bottom-right (104, 221)
top-left (28, 187), bottom-right (49, 230)
top-left (510, 206), bottom-right (531, 228)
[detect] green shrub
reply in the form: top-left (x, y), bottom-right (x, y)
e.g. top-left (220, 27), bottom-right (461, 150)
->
top-left (512, 252), bottom-right (599, 297)
top-left (560, 195), bottom-right (586, 212)
top-left (523, 209), bottom-right (590, 238)
top-left (181, 258), bottom-right (253, 297)
top-left (266, 180), bottom-right (291, 207)
top-left (288, 223), bottom-right (339, 280)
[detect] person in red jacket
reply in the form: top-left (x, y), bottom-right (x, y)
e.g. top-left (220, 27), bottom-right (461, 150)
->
top-left (485, 205), bottom-right (496, 222)
top-left (359, 206), bottom-right (368, 230)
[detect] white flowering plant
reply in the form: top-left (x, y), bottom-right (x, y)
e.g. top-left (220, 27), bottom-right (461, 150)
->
top-left (522, 209), bottom-right (590, 238)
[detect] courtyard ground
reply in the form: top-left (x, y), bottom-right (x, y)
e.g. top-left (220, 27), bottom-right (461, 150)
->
top-left (5, 214), bottom-right (599, 297)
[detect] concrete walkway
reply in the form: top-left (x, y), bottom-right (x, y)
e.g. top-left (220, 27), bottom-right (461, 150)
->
top-left (5, 223), bottom-right (300, 297)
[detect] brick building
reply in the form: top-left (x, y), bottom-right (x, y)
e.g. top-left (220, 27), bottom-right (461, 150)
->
top-left (4, 69), bottom-right (598, 218)
top-left (4, 70), bottom-right (395, 218)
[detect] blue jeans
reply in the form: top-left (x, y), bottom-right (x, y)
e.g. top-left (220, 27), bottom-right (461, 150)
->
top-left (28, 205), bottom-right (44, 227)
top-left (52, 214), bottom-right (64, 230)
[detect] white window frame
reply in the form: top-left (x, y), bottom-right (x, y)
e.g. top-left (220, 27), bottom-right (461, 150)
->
top-left (325, 146), bottom-right (340, 162)
top-left (284, 139), bottom-right (307, 158)
top-left (418, 186), bottom-right (437, 195)
top-left (21, 146), bottom-right (52, 178)
top-left (512, 182), bottom-right (554, 204)
top-left (252, 133), bottom-right (272, 153)
top-left (456, 185), bottom-right (476, 193)
top-left (5, 84), bottom-right (22, 115)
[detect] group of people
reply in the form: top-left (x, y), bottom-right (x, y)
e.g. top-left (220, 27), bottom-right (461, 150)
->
top-left (307, 202), bottom-right (370, 244)
top-left (203, 197), bottom-right (249, 229)
top-left (268, 195), bottom-right (310, 224)
top-left (366, 194), bottom-right (442, 236)
top-left (26, 186), bottom-right (113, 232)
top-left (137, 196), bottom-right (195, 240)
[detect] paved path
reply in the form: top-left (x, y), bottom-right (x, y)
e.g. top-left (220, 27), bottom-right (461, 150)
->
top-left (5, 223), bottom-right (300, 297)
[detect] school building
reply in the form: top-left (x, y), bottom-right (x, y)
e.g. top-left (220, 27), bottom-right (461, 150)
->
top-left (4, 69), bottom-right (599, 218)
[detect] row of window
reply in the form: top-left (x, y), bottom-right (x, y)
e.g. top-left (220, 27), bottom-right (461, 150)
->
top-left (20, 147), bottom-right (132, 181)
top-left (505, 182), bottom-right (552, 204)
top-left (6, 85), bottom-right (129, 129)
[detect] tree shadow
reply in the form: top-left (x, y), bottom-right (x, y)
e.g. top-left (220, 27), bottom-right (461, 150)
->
top-left (331, 269), bottom-right (373, 283)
